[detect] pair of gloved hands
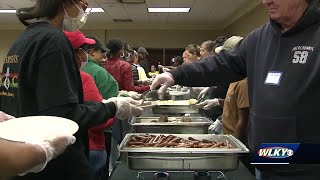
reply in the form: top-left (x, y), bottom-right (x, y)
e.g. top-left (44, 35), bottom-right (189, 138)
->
top-left (0, 111), bottom-right (76, 175)
top-left (150, 73), bottom-right (220, 110)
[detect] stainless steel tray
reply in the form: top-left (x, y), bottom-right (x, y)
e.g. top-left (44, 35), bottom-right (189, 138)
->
top-left (131, 117), bottom-right (213, 134)
top-left (119, 133), bottom-right (249, 171)
top-left (152, 101), bottom-right (199, 114)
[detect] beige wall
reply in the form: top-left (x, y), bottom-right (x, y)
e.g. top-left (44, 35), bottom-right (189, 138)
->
top-left (223, 4), bottom-right (269, 37)
top-left (82, 29), bottom-right (221, 49)
top-left (0, 30), bottom-right (23, 71)
top-left (106, 29), bottom-right (220, 49)
top-left (0, 29), bottom-right (220, 71)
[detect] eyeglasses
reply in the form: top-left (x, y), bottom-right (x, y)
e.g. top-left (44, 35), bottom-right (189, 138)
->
top-left (102, 52), bottom-right (108, 58)
top-left (85, 49), bottom-right (93, 54)
top-left (79, 1), bottom-right (92, 13)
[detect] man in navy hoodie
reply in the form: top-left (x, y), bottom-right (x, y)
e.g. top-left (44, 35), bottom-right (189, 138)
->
top-left (151, 0), bottom-right (320, 179)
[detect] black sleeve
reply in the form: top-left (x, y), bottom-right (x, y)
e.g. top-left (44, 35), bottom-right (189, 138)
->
top-left (35, 42), bottom-right (116, 131)
top-left (35, 49), bottom-right (79, 110)
top-left (39, 102), bottom-right (116, 133)
top-left (170, 39), bottom-right (247, 87)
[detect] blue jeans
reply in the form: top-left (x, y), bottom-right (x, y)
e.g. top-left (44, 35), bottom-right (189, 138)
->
top-left (89, 150), bottom-right (107, 175)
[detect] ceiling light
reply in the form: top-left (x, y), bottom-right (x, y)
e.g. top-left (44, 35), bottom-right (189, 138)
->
top-left (148, 8), bottom-right (190, 13)
top-left (0, 10), bottom-right (16, 13)
top-left (87, 8), bottom-right (105, 13)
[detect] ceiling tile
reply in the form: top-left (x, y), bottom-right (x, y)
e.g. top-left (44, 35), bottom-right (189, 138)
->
top-left (149, 13), bottom-right (168, 23)
top-left (100, 3), bottom-right (129, 18)
top-left (169, 0), bottom-right (195, 7)
top-left (0, 0), bottom-right (263, 30)
top-left (95, 0), bottom-right (121, 4)
top-left (146, 0), bottom-right (170, 7)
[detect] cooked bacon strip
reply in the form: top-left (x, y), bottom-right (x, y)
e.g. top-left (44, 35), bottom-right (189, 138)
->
top-left (128, 135), bottom-right (234, 148)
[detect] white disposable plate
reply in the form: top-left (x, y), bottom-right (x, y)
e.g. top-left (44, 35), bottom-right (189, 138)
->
top-left (0, 116), bottom-right (79, 142)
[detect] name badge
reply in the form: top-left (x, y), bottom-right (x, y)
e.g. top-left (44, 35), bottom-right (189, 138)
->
top-left (264, 71), bottom-right (282, 85)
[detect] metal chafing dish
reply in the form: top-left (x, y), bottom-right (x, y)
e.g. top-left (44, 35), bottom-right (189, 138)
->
top-left (119, 133), bottom-right (249, 171)
top-left (130, 117), bottom-right (212, 134)
top-left (152, 100), bottom-right (199, 114)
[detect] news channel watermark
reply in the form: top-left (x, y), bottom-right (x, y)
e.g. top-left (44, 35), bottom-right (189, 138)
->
top-left (251, 143), bottom-right (320, 164)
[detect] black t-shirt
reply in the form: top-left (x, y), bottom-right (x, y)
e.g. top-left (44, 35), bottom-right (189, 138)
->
top-left (1, 22), bottom-right (81, 117)
top-left (1, 22), bottom-right (116, 180)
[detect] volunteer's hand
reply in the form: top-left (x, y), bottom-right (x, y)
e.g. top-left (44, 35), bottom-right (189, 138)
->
top-left (192, 87), bottom-right (206, 95)
top-left (162, 68), bottom-right (170, 72)
top-left (21, 135), bottom-right (76, 175)
top-left (0, 111), bottom-right (15, 122)
top-left (127, 91), bottom-right (141, 100)
top-left (141, 79), bottom-right (153, 85)
top-left (209, 118), bottom-right (223, 132)
top-left (197, 87), bottom-right (210, 99)
top-left (150, 72), bottom-right (175, 95)
top-left (198, 98), bottom-right (219, 110)
top-left (103, 97), bottom-right (143, 120)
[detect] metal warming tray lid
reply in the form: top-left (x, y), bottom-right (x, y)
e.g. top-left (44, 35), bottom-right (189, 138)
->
top-left (130, 117), bottom-right (213, 134)
top-left (131, 117), bottom-right (212, 126)
top-left (153, 100), bottom-right (199, 114)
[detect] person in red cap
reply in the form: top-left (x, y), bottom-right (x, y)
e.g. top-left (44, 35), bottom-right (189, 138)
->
top-left (64, 30), bottom-right (114, 179)
top-left (64, 30), bottom-right (95, 68)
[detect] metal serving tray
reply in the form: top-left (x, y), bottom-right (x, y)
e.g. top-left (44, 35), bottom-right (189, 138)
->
top-left (119, 133), bottom-right (249, 171)
top-left (152, 100), bottom-right (199, 114)
top-left (130, 117), bottom-right (213, 134)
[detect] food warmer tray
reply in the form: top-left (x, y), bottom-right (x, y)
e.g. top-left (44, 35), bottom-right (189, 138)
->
top-left (119, 133), bottom-right (249, 171)
top-left (130, 117), bottom-right (212, 134)
top-left (152, 100), bottom-right (199, 114)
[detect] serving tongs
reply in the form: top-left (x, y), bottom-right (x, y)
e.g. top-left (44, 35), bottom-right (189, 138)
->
top-left (139, 90), bottom-right (160, 106)
top-left (197, 94), bottom-right (205, 104)
top-left (136, 90), bottom-right (159, 109)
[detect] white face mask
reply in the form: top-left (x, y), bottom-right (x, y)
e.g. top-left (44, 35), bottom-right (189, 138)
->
top-left (63, 1), bottom-right (88, 32)
top-left (80, 51), bottom-right (89, 69)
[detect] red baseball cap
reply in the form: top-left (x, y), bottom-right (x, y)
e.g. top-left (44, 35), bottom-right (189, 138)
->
top-left (64, 30), bottom-right (96, 49)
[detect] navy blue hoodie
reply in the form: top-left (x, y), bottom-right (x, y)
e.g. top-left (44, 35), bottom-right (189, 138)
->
top-left (170, 0), bottom-right (320, 177)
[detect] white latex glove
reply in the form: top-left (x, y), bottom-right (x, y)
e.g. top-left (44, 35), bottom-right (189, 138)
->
top-left (209, 118), bottom-right (223, 133)
top-left (197, 87), bottom-right (210, 99)
top-left (102, 97), bottom-right (143, 120)
top-left (141, 79), bottom-right (153, 85)
top-left (118, 90), bottom-right (128, 96)
top-left (198, 98), bottom-right (219, 110)
top-left (0, 111), bottom-right (15, 122)
top-left (192, 87), bottom-right (206, 95)
top-left (162, 67), bottom-right (170, 72)
top-left (150, 72), bottom-right (175, 95)
top-left (127, 91), bottom-right (141, 100)
top-left (21, 135), bottom-right (76, 175)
